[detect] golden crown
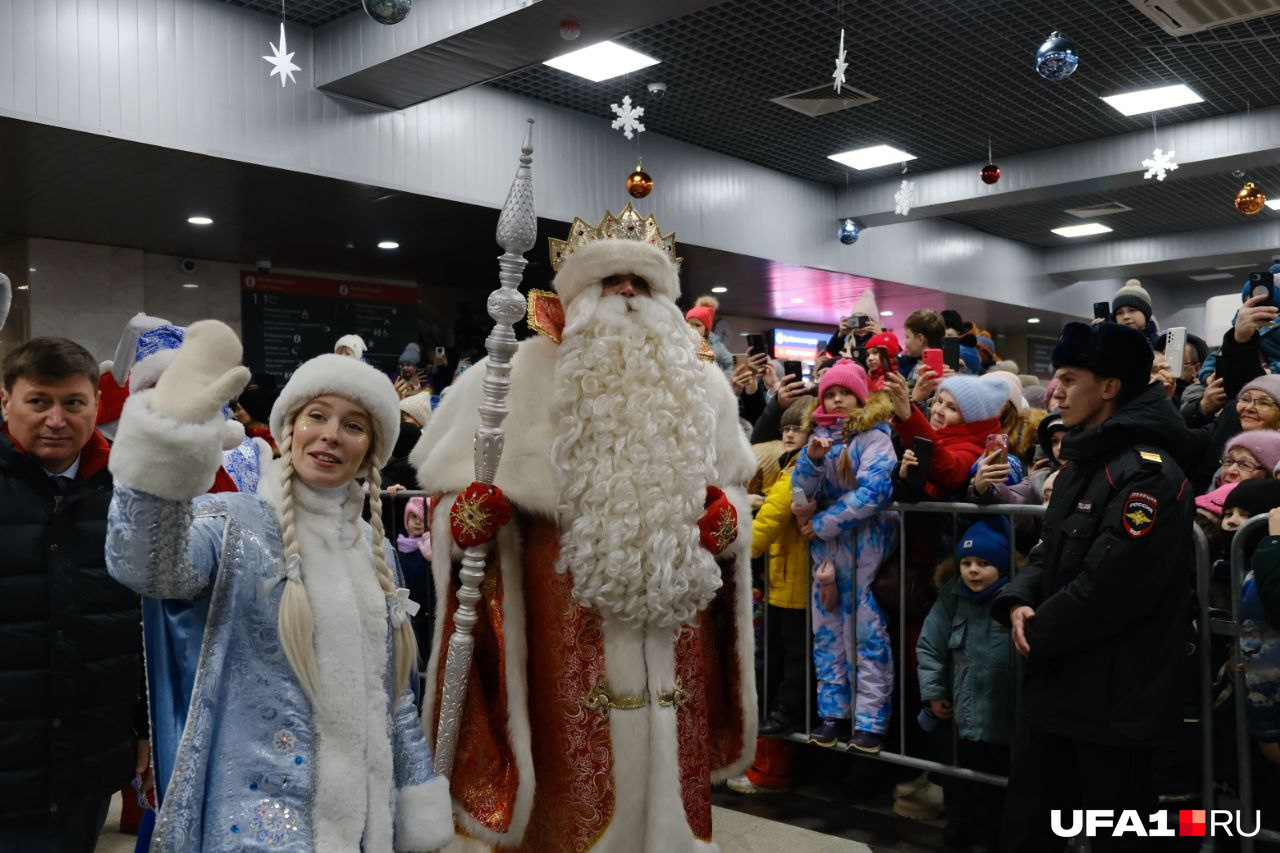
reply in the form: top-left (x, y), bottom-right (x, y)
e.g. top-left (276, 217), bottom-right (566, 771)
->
top-left (548, 203), bottom-right (680, 272)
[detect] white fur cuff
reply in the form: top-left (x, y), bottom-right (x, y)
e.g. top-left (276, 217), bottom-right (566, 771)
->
top-left (395, 774), bottom-right (455, 852)
top-left (108, 390), bottom-right (236, 501)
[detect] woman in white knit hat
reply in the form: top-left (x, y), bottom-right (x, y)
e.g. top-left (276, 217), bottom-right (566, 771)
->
top-left (104, 320), bottom-right (452, 853)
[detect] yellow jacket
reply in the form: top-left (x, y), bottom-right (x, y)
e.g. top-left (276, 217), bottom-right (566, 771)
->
top-left (751, 462), bottom-right (810, 610)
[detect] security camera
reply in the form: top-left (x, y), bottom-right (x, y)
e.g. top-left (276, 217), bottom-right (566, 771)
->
top-left (178, 258), bottom-right (197, 274)
top-left (647, 81), bottom-right (667, 99)
top-left (256, 258), bottom-right (272, 273)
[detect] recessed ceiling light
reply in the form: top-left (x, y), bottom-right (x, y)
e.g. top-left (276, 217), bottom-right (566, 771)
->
top-left (1027, 317), bottom-right (1041, 324)
top-left (378, 240), bottom-right (400, 250)
top-left (1051, 222), bottom-right (1113, 238)
top-left (1189, 272), bottom-right (1232, 281)
top-left (187, 215), bottom-right (214, 226)
top-left (828, 144), bottom-right (916, 171)
top-left (879, 310), bottom-right (894, 317)
top-left (790, 297), bottom-right (804, 304)
top-left (1100, 83), bottom-right (1203, 117)
top-left (27, 267), bottom-right (36, 272)
top-left (182, 282), bottom-right (199, 289)
top-left (1266, 199), bottom-right (1280, 211)
top-left (711, 286), bottom-right (728, 294)
top-left (16, 284), bottom-right (29, 291)
top-left (543, 41), bottom-right (660, 82)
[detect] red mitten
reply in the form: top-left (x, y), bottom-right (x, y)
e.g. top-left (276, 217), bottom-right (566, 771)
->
top-left (449, 482), bottom-right (513, 548)
top-left (698, 485), bottom-right (739, 555)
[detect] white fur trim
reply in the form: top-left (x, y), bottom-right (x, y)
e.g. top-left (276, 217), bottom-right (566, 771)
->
top-left (422, 510), bottom-right (536, 848)
top-left (709, 543), bottom-right (758, 783)
top-left (416, 338), bottom-right (752, 519)
top-left (108, 390), bottom-right (229, 500)
top-left (269, 353), bottom-right (400, 468)
top-left (553, 239), bottom-right (680, 308)
top-left (394, 774), bottom-right (455, 852)
top-left (111, 312), bottom-right (169, 384)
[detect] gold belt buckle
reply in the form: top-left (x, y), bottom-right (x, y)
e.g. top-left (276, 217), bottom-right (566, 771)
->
top-left (582, 684), bottom-right (647, 719)
top-left (657, 679), bottom-right (690, 710)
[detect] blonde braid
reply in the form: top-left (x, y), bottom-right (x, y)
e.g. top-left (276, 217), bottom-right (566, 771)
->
top-left (275, 421), bottom-right (321, 703)
top-left (365, 463), bottom-right (420, 701)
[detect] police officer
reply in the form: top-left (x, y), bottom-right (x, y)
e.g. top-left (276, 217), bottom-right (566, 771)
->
top-left (993, 322), bottom-right (1193, 852)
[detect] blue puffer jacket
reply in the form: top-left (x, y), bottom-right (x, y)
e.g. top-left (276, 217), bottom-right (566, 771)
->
top-left (917, 579), bottom-right (1015, 744)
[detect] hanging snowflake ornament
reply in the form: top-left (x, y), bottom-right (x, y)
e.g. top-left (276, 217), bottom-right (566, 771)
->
top-left (894, 179), bottom-right (916, 216)
top-left (1142, 148), bottom-right (1178, 182)
top-left (263, 22), bottom-right (301, 88)
top-left (832, 28), bottom-right (848, 95)
top-left (610, 96), bottom-right (646, 140)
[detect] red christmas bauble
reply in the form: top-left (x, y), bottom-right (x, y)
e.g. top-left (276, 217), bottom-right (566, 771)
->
top-left (626, 168), bottom-right (653, 199)
top-left (980, 163), bottom-right (1001, 185)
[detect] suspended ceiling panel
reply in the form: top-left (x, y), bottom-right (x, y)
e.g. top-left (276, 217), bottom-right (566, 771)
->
top-left (492, 0), bottom-right (1280, 186)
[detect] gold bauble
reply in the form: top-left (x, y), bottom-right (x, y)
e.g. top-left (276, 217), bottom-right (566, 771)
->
top-left (1236, 181), bottom-right (1267, 216)
top-left (626, 168), bottom-right (653, 199)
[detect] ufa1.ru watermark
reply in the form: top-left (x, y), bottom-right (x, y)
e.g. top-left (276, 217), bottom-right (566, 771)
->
top-left (1052, 810), bottom-right (1262, 838)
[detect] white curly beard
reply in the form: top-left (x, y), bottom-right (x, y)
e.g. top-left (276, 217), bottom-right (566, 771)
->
top-left (550, 288), bottom-right (722, 629)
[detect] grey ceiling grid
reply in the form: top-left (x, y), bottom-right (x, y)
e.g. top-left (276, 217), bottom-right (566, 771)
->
top-left (491, 0), bottom-right (1280, 186)
top-left (220, 0), bottom-right (361, 27)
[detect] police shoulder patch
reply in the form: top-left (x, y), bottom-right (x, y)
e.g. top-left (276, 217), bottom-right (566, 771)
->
top-left (1123, 490), bottom-right (1159, 538)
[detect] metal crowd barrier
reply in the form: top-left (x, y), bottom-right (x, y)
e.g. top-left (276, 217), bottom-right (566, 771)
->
top-left (759, 500), bottom-right (1240, 850)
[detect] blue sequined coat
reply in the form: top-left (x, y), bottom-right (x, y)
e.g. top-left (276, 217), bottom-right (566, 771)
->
top-left (103, 394), bottom-right (452, 853)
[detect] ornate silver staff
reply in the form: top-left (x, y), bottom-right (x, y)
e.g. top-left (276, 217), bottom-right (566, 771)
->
top-left (434, 118), bottom-right (535, 776)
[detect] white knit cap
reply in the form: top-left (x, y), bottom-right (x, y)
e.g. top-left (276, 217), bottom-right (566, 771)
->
top-left (398, 391), bottom-right (433, 428)
top-left (269, 354), bottom-right (400, 469)
top-left (333, 334), bottom-right (367, 360)
top-left (989, 369), bottom-right (1029, 411)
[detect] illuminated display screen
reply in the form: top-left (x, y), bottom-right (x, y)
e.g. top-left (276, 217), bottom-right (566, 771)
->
top-left (771, 328), bottom-right (828, 362)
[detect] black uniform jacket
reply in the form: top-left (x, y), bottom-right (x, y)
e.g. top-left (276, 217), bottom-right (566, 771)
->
top-left (994, 382), bottom-right (1194, 748)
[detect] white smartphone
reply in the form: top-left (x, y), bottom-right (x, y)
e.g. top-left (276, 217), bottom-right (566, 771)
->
top-left (1164, 326), bottom-right (1187, 380)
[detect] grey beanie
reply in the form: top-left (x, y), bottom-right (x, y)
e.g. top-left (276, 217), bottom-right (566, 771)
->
top-left (1112, 279), bottom-right (1153, 323)
top-left (398, 342), bottom-right (421, 365)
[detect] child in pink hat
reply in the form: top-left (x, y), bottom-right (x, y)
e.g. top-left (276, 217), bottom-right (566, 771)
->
top-left (792, 359), bottom-right (898, 753)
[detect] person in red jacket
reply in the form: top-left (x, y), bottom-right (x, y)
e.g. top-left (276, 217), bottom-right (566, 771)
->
top-left (885, 371), bottom-right (1012, 498)
top-left (865, 332), bottom-right (901, 393)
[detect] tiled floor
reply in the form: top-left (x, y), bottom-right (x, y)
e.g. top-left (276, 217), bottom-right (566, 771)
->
top-left (713, 805), bottom-right (873, 852)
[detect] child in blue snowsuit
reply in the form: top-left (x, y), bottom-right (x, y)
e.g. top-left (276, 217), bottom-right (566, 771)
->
top-left (792, 359), bottom-right (898, 753)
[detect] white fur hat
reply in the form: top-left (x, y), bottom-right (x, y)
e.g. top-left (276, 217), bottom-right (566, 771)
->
top-left (269, 354), bottom-right (401, 469)
top-left (552, 239), bottom-right (680, 308)
top-left (333, 333), bottom-right (367, 360)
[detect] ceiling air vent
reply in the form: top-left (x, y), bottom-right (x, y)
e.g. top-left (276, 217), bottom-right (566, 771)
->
top-left (1064, 201), bottom-right (1134, 219)
top-left (1128, 0), bottom-right (1280, 36)
top-left (770, 83), bottom-right (878, 117)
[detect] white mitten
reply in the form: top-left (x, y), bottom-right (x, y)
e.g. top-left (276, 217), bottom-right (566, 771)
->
top-left (151, 320), bottom-right (251, 423)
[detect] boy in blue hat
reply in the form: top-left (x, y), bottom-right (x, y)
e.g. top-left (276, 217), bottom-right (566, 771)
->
top-left (918, 517), bottom-right (1015, 849)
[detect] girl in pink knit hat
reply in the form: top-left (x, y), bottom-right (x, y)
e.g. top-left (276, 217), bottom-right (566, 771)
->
top-left (791, 359), bottom-right (898, 753)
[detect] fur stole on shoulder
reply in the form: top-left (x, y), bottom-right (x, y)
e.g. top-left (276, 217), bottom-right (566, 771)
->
top-left (841, 391), bottom-right (896, 443)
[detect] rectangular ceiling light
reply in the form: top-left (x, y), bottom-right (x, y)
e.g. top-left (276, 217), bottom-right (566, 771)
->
top-left (1051, 222), bottom-right (1113, 238)
top-left (828, 144), bottom-right (916, 170)
top-left (1100, 83), bottom-right (1203, 116)
top-left (1266, 199), bottom-right (1280, 210)
top-left (1189, 272), bottom-right (1233, 281)
top-left (543, 41), bottom-right (660, 82)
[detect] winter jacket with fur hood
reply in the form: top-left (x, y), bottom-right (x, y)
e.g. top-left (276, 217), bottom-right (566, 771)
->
top-left (751, 452), bottom-right (810, 610)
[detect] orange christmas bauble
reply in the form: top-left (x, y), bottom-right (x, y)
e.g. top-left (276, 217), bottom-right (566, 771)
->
top-left (626, 168), bottom-right (653, 199)
top-left (1236, 181), bottom-right (1266, 216)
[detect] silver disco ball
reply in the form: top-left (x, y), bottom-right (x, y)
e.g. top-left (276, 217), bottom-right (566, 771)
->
top-left (363, 0), bottom-right (411, 25)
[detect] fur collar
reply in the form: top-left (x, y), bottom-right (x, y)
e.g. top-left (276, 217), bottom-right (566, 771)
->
top-left (412, 336), bottom-right (754, 517)
top-left (840, 391), bottom-right (896, 440)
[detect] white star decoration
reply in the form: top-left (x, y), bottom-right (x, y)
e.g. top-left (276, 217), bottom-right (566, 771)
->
top-left (894, 179), bottom-right (916, 216)
top-left (1142, 147), bottom-right (1178, 182)
top-left (832, 29), bottom-right (848, 95)
top-left (263, 22), bottom-right (301, 88)
top-left (610, 95), bottom-right (646, 140)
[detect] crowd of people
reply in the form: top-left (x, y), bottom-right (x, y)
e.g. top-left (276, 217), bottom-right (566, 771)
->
top-left (1, 229), bottom-right (1278, 853)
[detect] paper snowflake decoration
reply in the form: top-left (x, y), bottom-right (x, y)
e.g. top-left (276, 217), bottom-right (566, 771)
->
top-left (263, 22), bottom-right (301, 88)
top-left (894, 179), bottom-right (916, 216)
top-left (832, 29), bottom-right (848, 95)
top-left (610, 96), bottom-right (646, 140)
top-left (1142, 148), bottom-right (1178, 182)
